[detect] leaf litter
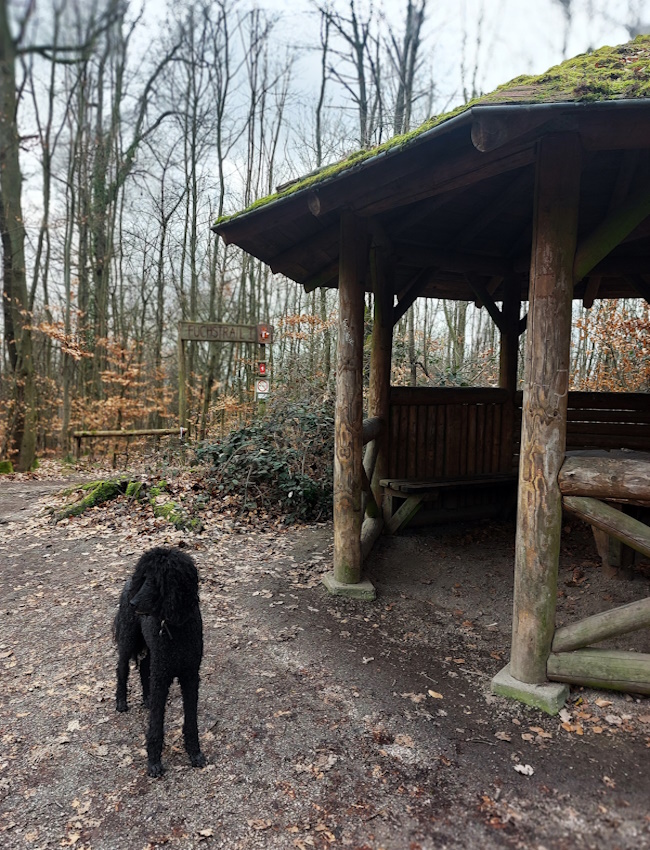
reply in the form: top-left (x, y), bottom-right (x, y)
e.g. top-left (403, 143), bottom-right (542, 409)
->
top-left (0, 464), bottom-right (649, 848)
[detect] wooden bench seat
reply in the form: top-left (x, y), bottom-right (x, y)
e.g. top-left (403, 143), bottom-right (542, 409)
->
top-left (379, 472), bottom-right (517, 534)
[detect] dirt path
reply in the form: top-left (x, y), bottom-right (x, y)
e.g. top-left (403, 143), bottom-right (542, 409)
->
top-left (0, 477), bottom-right (649, 849)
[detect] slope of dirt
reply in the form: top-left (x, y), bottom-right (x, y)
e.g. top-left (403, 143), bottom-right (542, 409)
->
top-left (0, 473), bottom-right (649, 850)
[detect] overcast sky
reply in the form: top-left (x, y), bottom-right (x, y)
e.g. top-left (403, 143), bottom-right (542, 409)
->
top-left (257, 0), bottom-right (649, 112)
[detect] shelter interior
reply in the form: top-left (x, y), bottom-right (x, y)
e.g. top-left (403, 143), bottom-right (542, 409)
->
top-left (214, 38), bottom-right (650, 711)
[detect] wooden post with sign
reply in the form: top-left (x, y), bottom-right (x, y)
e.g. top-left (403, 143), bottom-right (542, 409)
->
top-left (178, 321), bottom-right (274, 431)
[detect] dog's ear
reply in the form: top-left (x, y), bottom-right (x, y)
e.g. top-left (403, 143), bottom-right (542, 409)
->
top-left (130, 551), bottom-right (153, 596)
top-left (160, 550), bottom-right (199, 625)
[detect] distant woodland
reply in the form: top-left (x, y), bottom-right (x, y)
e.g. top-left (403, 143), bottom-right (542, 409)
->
top-left (1, 0), bottom-right (648, 470)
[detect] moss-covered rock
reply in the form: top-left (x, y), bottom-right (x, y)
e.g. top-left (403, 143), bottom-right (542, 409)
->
top-left (0, 460), bottom-right (14, 474)
top-left (54, 479), bottom-right (129, 521)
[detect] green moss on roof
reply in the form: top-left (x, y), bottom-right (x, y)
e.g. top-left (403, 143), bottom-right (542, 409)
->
top-left (215, 35), bottom-right (650, 228)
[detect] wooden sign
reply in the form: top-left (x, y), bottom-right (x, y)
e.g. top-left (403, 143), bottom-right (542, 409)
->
top-left (178, 321), bottom-right (258, 343)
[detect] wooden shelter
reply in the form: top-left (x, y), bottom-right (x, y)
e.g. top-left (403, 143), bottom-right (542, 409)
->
top-left (213, 38), bottom-right (650, 712)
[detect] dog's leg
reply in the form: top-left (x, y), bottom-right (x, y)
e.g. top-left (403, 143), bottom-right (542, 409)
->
top-left (139, 651), bottom-right (151, 708)
top-left (115, 649), bottom-right (130, 712)
top-left (179, 673), bottom-right (206, 768)
top-left (146, 673), bottom-right (172, 777)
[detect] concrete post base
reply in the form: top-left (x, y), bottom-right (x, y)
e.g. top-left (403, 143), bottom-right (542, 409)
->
top-left (491, 663), bottom-right (569, 715)
top-left (322, 571), bottom-right (376, 601)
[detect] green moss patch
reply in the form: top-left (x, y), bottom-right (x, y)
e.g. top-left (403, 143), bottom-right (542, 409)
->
top-left (0, 460), bottom-right (14, 474)
top-left (54, 479), bottom-right (130, 521)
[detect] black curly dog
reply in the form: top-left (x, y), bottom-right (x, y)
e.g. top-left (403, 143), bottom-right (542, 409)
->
top-left (114, 546), bottom-right (206, 777)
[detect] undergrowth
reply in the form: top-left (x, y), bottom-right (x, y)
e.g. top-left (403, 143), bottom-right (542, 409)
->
top-left (196, 399), bottom-right (334, 522)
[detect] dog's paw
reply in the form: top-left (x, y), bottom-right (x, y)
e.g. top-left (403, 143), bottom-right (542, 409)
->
top-left (116, 700), bottom-right (129, 712)
top-left (190, 752), bottom-right (206, 769)
top-left (147, 761), bottom-right (165, 778)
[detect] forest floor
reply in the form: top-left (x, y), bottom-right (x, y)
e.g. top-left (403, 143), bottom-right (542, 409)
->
top-left (1, 460), bottom-right (649, 850)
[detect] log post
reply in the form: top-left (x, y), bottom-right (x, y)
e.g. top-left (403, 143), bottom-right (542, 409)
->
top-left (178, 335), bottom-right (187, 430)
top-left (333, 210), bottom-right (367, 585)
top-left (510, 134), bottom-right (581, 684)
top-left (499, 275), bottom-right (520, 473)
top-left (368, 240), bottom-right (394, 523)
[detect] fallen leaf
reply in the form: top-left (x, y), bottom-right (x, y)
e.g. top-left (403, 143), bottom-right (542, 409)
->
top-left (514, 764), bottom-right (534, 776)
top-left (495, 731), bottom-right (512, 742)
top-left (602, 776), bottom-right (616, 789)
top-left (401, 692), bottom-right (427, 703)
top-left (247, 819), bottom-right (272, 830)
top-left (595, 698), bottom-right (613, 708)
top-left (428, 689), bottom-right (444, 700)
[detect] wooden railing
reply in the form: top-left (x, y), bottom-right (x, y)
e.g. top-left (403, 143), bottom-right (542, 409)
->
top-left (361, 416), bottom-right (385, 561)
top-left (547, 452), bottom-right (650, 695)
top-left (514, 391), bottom-right (650, 452)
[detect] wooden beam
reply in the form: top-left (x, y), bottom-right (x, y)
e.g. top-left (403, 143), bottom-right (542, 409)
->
top-left (562, 495), bottom-right (650, 559)
top-left (573, 177), bottom-right (650, 281)
top-left (333, 210), bottom-right (367, 584)
top-left (394, 244), bottom-right (513, 277)
top-left (582, 275), bottom-right (601, 309)
top-left (510, 133), bottom-right (581, 685)
top-left (357, 145), bottom-right (537, 217)
top-left (625, 273), bottom-right (650, 305)
top-left (393, 267), bottom-right (434, 326)
top-left (471, 111), bottom-right (551, 153)
top-left (559, 455), bottom-right (650, 501)
top-left (552, 597), bottom-right (650, 653)
top-left (267, 224), bottom-right (339, 275)
top-left (465, 272), bottom-right (505, 333)
top-left (303, 261), bottom-right (339, 293)
top-left (547, 648), bottom-right (650, 695)
top-left (454, 169), bottom-right (534, 249)
top-left (386, 494), bottom-right (424, 534)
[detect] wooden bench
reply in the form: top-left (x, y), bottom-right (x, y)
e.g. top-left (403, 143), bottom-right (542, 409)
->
top-left (380, 472), bottom-right (517, 534)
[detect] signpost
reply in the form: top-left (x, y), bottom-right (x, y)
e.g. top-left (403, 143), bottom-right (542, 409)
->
top-left (178, 321), bottom-right (274, 428)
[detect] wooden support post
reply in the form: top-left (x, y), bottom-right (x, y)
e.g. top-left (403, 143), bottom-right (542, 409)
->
top-left (178, 335), bottom-right (187, 430)
top-left (499, 276), bottom-right (520, 473)
top-left (510, 134), bottom-right (581, 685)
top-left (368, 240), bottom-right (394, 528)
top-left (333, 210), bottom-right (367, 584)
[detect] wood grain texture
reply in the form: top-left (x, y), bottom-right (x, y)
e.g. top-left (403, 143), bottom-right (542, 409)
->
top-left (333, 211), bottom-right (367, 583)
top-left (552, 597), bottom-right (650, 653)
top-left (510, 134), bottom-right (581, 684)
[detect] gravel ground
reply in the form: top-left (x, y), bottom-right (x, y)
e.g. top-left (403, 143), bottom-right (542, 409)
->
top-left (0, 475), bottom-right (649, 850)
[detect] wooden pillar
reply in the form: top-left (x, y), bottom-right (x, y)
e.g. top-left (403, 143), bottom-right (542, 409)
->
top-left (178, 335), bottom-right (187, 430)
top-left (333, 210), bottom-right (367, 584)
top-left (499, 276), bottom-right (520, 393)
top-left (368, 243), bottom-right (394, 510)
top-left (510, 134), bottom-right (581, 684)
top-left (498, 276), bottom-right (520, 473)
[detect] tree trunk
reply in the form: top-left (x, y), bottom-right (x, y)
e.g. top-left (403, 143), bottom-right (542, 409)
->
top-left (0, 0), bottom-right (36, 470)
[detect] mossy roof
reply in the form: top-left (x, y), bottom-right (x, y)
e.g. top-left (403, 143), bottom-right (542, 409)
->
top-left (214, 35), bottom-right (650, 229)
